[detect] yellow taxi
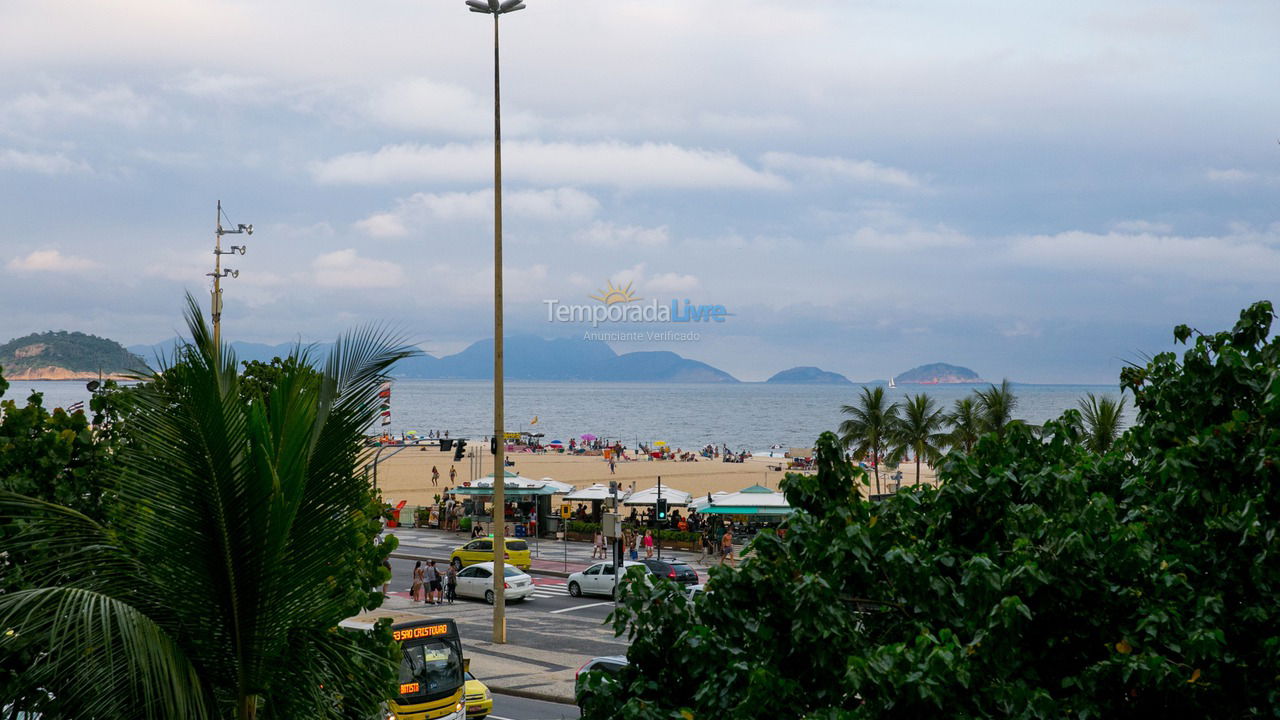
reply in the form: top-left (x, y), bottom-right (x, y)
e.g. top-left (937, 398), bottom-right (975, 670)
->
top-left (450, 536), bottom-right (532, 571)
top-left (464, 671), bottom-right (493, 718)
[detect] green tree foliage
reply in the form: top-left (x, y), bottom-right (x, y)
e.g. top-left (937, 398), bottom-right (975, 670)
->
top-left (839, 386), bottom-right (899, 495)
top-left (942, 395), bottom-right (981, 454)
top-left (888, 392), bottom-right (946, 486)
top-left (0, 297), bottom-right (412, 720)
top-left (974, 378), bottom-right (1021, 439)
top-left (1072, 391), bottom-right (1128, 454)
top-left (587, 302), bottom-right (1280, 718)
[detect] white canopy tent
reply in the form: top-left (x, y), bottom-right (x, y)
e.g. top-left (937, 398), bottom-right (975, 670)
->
top-left (538, 477), bottom-right (575, 494)
top-left (563, 483), bottom-right (627, 502)
top-left (470, 471), bottom-right (550, 491)
top-left (622, 486), bottom-right (691, 506)
top-left (688, 491), bottom-right (729, 512)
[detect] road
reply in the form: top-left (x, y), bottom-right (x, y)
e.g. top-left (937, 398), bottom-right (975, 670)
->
top-left (489, 693), bottom-right (580, 720)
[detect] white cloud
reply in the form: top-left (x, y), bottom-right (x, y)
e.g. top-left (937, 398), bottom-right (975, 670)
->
top-left (1007, 227), bottom-right (1280, 283)
top-left (575, 221), bottom-right (670, 248)
top-left (354, 213), bottom-right (409, 238)
top-left (839, 224), bottom-right (971, 252)
top-left (7, 249), bottom-right (97, 273)
top-left (0, 148), bottom-right (89, 175)
top-left (313, 141), bottom-right (785, 190)
top-left (2, 83), bottom-right (155, 129)
top-left (354, 188), bottom-right (599, 238)
top-left (311, 249), bottom-right (404, 289)
top-left (1111, 219), bottom-right (1173, 234)
top-left (761, 151), bottom-right (921, 189)
top-left (647, 271), bottom-right (700, 294)
top-left (363, 78), bottom-right (540, 135)
top-left (1206, 168), bottom-right (1255, 183)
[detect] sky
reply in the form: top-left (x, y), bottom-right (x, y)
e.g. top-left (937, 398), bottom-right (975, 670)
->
top-left (1, 0), bottom-right (1278, 383)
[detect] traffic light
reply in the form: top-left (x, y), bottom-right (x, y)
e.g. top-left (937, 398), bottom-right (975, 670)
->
top-left (656, 498), bottom-right (668, 521)
top-left (453, 439), bottom-right (467, 462)
top-left (490, 436), bottom-right (497, 455)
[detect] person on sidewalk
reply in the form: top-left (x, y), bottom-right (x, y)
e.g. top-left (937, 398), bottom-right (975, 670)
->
top-left (382, 558), bottom-right (392, 596)
top-left (411, 561), bottom-right (426, 603)
top-left (720, 527), bottom-right (734, 567)
top-left (630, 531), bottom-right (639, 561)
top-left (643, 529), bottom-right (655, 559)
top-left (426, 560), bottom-right (443, 605)
top-left (592, 530), bottom-right (605, 559)
top-left (445, 562), bottom-right (458, 604)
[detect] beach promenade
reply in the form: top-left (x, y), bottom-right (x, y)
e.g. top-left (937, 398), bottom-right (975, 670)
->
top-left (370, 445), bottom-right (936, 508)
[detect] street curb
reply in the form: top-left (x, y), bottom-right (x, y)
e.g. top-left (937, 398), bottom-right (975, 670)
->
top-left (389, 550), bottom-right (575, 579)
top-left (487, 684), bottom-right (575, 705)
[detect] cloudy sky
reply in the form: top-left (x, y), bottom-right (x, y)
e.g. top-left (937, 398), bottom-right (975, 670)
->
top-left (2, 0), bottom-right (1277, 382)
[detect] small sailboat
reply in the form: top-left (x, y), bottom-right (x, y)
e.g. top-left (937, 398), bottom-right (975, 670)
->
top-left (887, 376), bottom-right (896, 389)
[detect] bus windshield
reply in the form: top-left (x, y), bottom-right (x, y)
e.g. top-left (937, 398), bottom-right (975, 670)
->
top-left (398, 637), bottom-right (463, 700)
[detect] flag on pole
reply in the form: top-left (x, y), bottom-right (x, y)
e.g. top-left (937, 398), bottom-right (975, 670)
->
top-left (379, 382), bottom-right (391, 427)
top-left (67, 401), bottom-right (85, 413)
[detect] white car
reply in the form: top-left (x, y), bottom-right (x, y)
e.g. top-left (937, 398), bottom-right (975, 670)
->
top-left (453, 562), bottom-right (536, 604)
top-left (566, 561), bottom-right (647, 598)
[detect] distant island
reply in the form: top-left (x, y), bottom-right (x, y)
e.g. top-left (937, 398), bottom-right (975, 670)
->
top-left (131, 335), bottom-right (741, 384)
top-left (1, 331), bottom-right (144, 381)
top-left (894, 362), bottom-right (983, 385)
top-left (766, 366), bottom-right (853, 385)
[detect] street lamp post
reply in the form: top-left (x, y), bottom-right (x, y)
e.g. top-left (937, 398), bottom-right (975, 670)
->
top-left (466, 0), bottom-right (526, 645)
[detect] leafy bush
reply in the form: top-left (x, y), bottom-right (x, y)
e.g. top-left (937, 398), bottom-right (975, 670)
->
top-left (588, 302), bottom-right (1280, 719)
top-left (567, 521), bottom-right (600, 534)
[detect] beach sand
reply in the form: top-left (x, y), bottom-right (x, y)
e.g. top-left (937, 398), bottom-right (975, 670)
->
top-left (367, 446), bottom-right (937, 508)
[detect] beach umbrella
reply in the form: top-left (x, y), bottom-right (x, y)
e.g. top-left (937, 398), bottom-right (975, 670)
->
top-left (549, 439), bottom-right (564, 446)
top-left (580, 433), bottom-right (597, 442)
top-left (622, 486), bottom-right (691, 506)
top-left (654, 440), bottom-right (667, 447)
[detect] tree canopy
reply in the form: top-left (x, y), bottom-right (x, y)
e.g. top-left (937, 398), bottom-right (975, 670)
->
top-left (586, 301), bottom-right (1280, 718)
top-left (0, 298), bottom-right (412, 720)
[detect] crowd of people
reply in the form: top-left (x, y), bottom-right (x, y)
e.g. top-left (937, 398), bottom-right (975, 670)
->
top-left (410, 559), bottom-right (457, 605)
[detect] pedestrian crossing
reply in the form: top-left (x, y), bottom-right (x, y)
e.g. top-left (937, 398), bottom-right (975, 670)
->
top-left (529, 579), bottom-right (568, 600)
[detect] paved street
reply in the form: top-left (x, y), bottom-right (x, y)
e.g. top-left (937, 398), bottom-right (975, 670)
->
top-left (375, 525), bottom-right (730, 702)
top-left (489, 694), bottom-right (579, 720)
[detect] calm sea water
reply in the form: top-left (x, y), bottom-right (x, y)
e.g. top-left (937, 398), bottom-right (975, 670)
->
top-left (9, 379), bottom-right (1131, 452)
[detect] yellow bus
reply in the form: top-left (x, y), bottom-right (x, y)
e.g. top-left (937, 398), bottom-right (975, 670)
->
top-left (343, 616), bottom-right (467, 720)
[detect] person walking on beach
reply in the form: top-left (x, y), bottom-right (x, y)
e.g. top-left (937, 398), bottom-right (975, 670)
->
top-left (592, 529), bottom-right (605, 559)
top-left (609, 457), bottom-right (616, 474)
top-left (411, 560), bottom-right (426, 603)
top-left (449, 465), bottom-right (457, 485)
top-left (643, 529), bottom-right (655, 559)
top-left (445, 562), bottom-right (458, 604)
top-left (431, 466), bottom-right (440, 487)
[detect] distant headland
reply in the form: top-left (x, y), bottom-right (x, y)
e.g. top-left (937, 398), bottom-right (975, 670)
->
top-left (0, 331), bottom-right (144, 381)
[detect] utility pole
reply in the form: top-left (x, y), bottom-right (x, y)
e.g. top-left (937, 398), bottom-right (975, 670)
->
top-left (467, 0), bottom-right (526, 645)
top-left (209, 200), bottom-right (251, 352)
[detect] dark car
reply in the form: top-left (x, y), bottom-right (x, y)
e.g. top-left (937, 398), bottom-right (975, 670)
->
top-left (575, 655), bottom-right (629, 711)
top-left (640, 558), bottom-right (699, 586)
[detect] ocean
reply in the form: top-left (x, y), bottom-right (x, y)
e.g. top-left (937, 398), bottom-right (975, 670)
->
top-left (9, 379), bottom-right (1132, 452)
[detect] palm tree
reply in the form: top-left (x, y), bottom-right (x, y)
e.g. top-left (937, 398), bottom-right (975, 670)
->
top-left (0, 296), bottom-right (413, 720)
top-left (975, 379), bottom-right (1020, 440)
top-left (839, 386), bottom-right (900, 495)
top-left (943, 396), bottom-right (982, 454)
top-left (890, 393), bottom-right (947, 486)
top-left (1077, 392), bottom-right (1128, 453)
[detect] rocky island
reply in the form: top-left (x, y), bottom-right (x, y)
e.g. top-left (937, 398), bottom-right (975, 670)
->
top-left (0, 331), bottom-right (144, 381)
top-left (765, 366), bottom-right (853, 384)
top-left (894, 362), bottom-right (983, 385)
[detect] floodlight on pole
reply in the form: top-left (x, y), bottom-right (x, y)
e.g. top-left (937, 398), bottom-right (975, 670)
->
top-left (465, 0), bottom-right (525, 646)
top-left (209, 201), bottom-right (253, 352)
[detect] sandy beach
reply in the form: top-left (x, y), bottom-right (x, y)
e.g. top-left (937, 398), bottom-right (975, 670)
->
top-left (367, 445), bottom-right (937, 508)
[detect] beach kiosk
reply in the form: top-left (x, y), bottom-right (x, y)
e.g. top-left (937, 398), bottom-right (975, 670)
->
top-left (698, 484), bottom-right (793, 527)
top-left (449, 472), bottom-right (561, 537)
top-left (563, 483), bottom-right (628, 524)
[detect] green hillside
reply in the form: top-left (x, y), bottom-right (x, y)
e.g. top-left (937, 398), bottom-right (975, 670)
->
top-left (0, 331), bottom-right (145, 375)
